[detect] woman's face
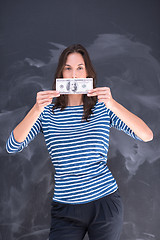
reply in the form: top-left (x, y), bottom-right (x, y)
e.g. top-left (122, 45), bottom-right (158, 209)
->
top-left (62, 52), bottom-right (87, 78)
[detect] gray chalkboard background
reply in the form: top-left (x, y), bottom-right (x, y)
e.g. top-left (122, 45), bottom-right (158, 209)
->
top-left (0, 0), bottom-right (160, 239)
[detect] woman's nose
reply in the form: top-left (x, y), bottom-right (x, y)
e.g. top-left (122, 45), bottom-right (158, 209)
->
top-left (72, 70), bottom-right (77, 78)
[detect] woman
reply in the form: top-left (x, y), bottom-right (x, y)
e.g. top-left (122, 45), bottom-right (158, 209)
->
top-left (6, 44), bottom-right (153, 240)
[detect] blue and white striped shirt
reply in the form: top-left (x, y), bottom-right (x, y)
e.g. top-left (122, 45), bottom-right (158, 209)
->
top-left (6, 102), bottom-right (142, 204)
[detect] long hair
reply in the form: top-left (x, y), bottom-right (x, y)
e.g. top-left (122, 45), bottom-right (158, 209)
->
top-left (52, 44), bottom-right (97, 121)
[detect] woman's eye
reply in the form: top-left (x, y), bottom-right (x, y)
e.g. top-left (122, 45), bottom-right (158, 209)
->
top-left (78, 67), bottom-right (83, 70)
top-left (65, 67), bottom-right (71, 70)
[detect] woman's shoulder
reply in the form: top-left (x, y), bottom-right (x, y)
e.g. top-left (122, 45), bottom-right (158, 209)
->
top-left (94, 101), bottom-right (107, 111)
top-left (93, 101), bottom-right (112, 115)
top-left (41, 104), bottom-right (54, 116)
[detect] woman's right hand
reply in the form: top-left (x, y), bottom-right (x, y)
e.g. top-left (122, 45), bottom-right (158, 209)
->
top-left (35, 90), bottom-right (60, 113)
top-left (12, 90), bottom-right (60, 143)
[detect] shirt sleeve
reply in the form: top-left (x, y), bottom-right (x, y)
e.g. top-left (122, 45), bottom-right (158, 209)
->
top-left (6, 112), bottom-right (43, 153)
top-left (108, 108), bottom-right (143, 141)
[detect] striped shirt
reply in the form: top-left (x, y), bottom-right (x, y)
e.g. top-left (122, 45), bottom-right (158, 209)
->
top-left (6, 102), bottom-right (142, 204)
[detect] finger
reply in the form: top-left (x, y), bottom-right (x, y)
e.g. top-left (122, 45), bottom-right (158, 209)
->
top-left (37, 95), bottom-right (59, 102)
top-left (98, 99), bottom-right (109, 103)
top-left (38, 95), bottom-right (60, 104)
top-left (88, 89), bottom-right (110, 96)
top-left (43, 92), bottom-right (60, 97)
top-left (37, 91), bottom-right (60, 99)
top-left (88, 87), bottom-right (110, 93)
top-left (87, 90), bottom-right (109, 97)
top-left (41, 90), bottom-right (59, 95)
top-left (38, 99), bottom-right (53, 105)
top-left (38, 90), bottom-right (60, 97)
top-left (98, 95), bottom-right (110, 99)
top-left (87, 92), bottom-right (98, 97)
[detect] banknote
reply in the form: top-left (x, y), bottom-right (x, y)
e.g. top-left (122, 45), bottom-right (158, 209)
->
top-left (56, 78), bottom-right (93, 94)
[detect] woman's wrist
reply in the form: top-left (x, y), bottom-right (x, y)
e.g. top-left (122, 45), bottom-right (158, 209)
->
top-left (105, 98), bottom-right (117, 111)
top-left (32, 103), bottom-right (43, 115)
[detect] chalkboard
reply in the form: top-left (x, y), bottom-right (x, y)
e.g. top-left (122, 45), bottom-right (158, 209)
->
top-left (0, 1), bottom-right (160, 239)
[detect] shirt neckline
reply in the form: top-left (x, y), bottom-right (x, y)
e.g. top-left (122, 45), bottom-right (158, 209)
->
top-left (65, 104), bottom-right (83, 109)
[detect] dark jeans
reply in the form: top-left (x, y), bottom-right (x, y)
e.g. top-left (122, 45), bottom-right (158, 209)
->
top-left (49, 190), bottom-right (123, 240)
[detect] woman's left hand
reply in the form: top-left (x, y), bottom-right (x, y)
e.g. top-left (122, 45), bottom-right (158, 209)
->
top-left (87, 87), bottom-right (113, 108)
top-left (87, 87), bottom-right (153, 142)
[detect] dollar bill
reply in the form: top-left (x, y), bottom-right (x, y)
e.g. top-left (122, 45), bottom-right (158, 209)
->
top-left (56, 78), bottom-right (93, 94)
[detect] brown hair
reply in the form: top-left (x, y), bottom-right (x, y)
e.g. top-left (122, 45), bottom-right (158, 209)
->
top-left (52, 44), bottom-right (97, 121)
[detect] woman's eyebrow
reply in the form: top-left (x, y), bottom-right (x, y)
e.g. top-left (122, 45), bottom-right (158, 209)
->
top-left (65, 63), bottom-right (84, 66)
